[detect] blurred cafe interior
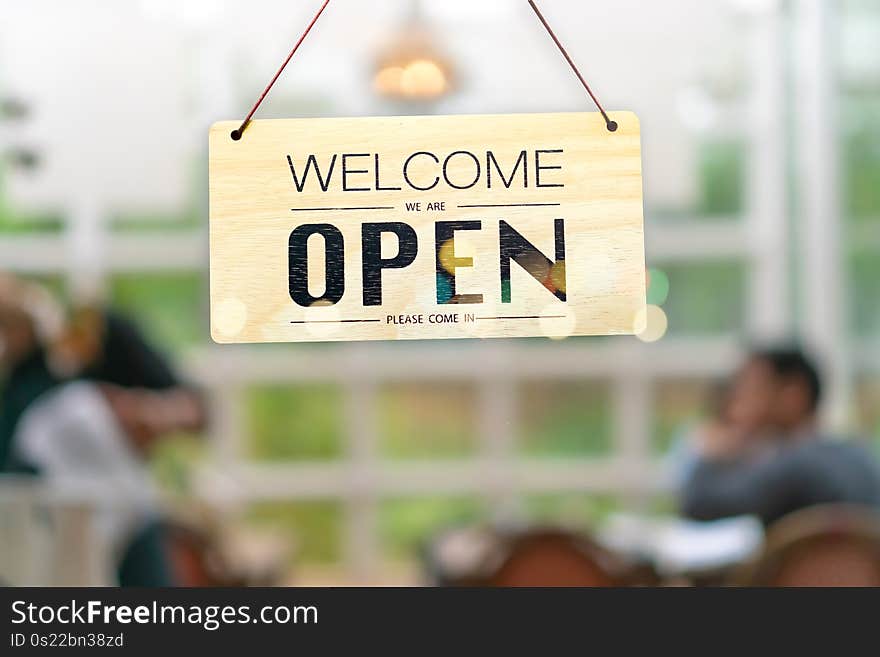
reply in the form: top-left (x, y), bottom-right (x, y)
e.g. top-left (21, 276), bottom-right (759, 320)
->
top-left (1, 0), bottom-right (879, 587)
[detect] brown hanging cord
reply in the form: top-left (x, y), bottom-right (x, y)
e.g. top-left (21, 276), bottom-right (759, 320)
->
top-left (231, 0), bottom-right (616, 141)
top-left (230, 0), bottom-right (331, 140)
top-left (527, 0), bottom-right (617, 132)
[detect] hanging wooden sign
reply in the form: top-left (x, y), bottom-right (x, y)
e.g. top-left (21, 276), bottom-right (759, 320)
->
top-left (209, 111), bottom-right (646, 343)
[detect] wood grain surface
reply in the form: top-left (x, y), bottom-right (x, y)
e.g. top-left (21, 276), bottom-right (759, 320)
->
top-left (209, 111), bottom-right (646, 343)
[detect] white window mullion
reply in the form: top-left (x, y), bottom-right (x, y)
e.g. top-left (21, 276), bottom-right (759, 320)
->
top-left (745, 0), bottom-right (790, 341)
top-left (478, 373), bottom-right (518, 521)
top-left (793, 0), bottom-right (851, 430)
top-left (343, 368), bottom-right (379, 582)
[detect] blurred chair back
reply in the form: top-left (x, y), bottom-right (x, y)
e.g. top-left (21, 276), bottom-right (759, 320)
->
top-left (734, 505), bottom-right (880, 587)
top-left (165, 522), bottom-right (289, 587)
top-left (0, 479), bottom-right (109, 586)
top-left (478, 529), bottom-right (626, 587)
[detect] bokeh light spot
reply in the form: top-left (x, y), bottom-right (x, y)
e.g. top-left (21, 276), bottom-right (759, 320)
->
top-left (634, 304), bottom-right (668, 343)
top-left (540, 305), bottom-right (576, 340)
top-left (213, 297), bottom-right (247, 339)
top-left (437, 239), bottom-right (457, 275)
top-left (646, 268), bottom-right (670, 305)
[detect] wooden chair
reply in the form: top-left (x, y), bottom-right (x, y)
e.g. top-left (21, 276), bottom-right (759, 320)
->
top-left (166, 521), bottom-right (290, 587)
top-left (475, 528), bottom-right (639, 587)
top-left (733, 505), bottom-right (880, 587)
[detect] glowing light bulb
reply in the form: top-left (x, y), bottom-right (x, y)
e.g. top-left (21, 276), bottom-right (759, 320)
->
top-left (374, 66), bottom-right (405, 95)
top-left (400, 59), bottom-right (448, 99)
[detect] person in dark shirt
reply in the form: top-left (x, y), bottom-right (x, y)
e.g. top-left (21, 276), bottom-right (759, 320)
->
top-left (680, 347), bottom-right (880, 526)
top-left (64, 308), bottom-right (205, 454)
top-left (1, 275), bottom-right (206, 585)
top-left (2, 282), bottom-right (205, 471)
top-left (84, 310), bottom-right (179, 389)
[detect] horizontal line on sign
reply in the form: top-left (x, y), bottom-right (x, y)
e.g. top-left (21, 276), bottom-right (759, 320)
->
top-left (476, 315), bottom-right (567, 321)
top-left (290, 319), bottom-right (381, 324)
top-left (457, 203), bottom-right (561, 208)
top-left (290, 207), bottom-right (395, 212)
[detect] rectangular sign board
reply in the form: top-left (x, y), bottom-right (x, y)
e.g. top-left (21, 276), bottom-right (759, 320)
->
top-left (209, 111), bottom-right (646, 343)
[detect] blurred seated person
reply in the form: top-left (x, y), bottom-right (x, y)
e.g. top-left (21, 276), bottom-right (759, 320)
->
top-left (0, 274), bottom-right (206, 585)
top-left (679, 347), bottom-right (880, 526)
top-left (15, 381), bottom-right (163, 584)
top-left (0, 275), bottom-right (64, 471)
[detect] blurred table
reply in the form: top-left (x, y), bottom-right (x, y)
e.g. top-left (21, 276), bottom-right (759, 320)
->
top-left (596, 513), bottom-right (765, 585)
top-left (423, 515), bottom-right (765, 587)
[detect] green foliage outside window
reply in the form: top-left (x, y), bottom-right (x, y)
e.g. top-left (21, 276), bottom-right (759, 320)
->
top-left (697, 140), bottom-right (745, 217)
top-left (652, 380), bottom-right (712, 455)
top-left (0, 166), bottom-right (63, 233)
top-left (378, 384), bottom-right (479, 459)
top-left (379, 497), bottom-right (485, 560)
top-left (110, 273), bottom-right (204, 351)
top-left (660, 260), bottom-right (746, 335)
top-left (842, 94), bottom-right (880, 338)
top-left (246, 386), bottom-right (343, 461)
top-left (247, 501), bottom-right (343, 565)
top-left (850, 250), bottom-right (880, 337)
top-left (518, 382), bottom-right (612, 458)
top-left (522, 493), bottom-right (619, 527)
